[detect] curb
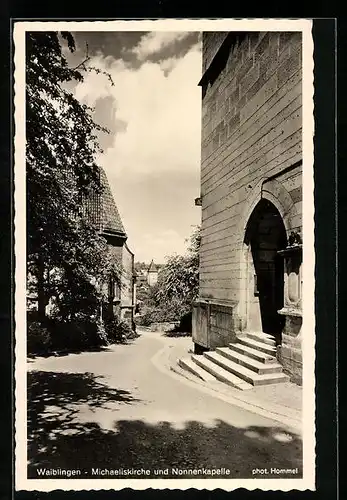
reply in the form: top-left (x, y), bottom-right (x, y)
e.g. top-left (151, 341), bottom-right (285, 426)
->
top-left (151, 344), bottom-right (302, 434)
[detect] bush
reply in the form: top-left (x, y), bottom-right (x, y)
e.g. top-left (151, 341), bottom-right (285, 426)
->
top-left (45, 319), bottom-right (102, 352)
top-left (27, 321), bottom-right (52, 355)
top-left (104, 317), bottom-right (138, 344)
top-left (27, 313), bottom-right (138, 356)
top-left (96, 319), bottom-right (109, 345)
top-left (116, 320), bottom-right (137, 340)
top-left (177, 311), bottom-right (192, 333)
top-left (27, 317), bottom-right (108, 355)
top-left (136, 302), bottom-right (186, 327)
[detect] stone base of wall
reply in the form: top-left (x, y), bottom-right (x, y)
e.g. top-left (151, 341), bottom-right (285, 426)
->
top-left (192, 300), bottom-right (236, 349)
top-left (277, 344), bottom-right (302, 386)
top-left (277, 314), bottom-right (303, 385)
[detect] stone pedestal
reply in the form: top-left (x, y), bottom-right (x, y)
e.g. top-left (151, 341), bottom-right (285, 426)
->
top-left (192, 299), bottom-right (237, 350)
top-left (277, 243), bottom-right (303, 385)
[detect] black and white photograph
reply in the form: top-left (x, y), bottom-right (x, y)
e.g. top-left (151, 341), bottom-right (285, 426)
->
top-left (14, 19), bottom-right (315, 491)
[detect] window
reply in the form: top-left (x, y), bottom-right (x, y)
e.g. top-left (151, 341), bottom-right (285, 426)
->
top-left (254, 274), bottom-right (259, 296)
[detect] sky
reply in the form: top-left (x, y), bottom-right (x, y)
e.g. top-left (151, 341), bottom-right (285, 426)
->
top-left (63, 31), bottom-right (202, 264)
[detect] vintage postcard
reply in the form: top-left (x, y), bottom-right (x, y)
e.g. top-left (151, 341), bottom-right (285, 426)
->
top-left (14, 18), bottom-right (315, 491)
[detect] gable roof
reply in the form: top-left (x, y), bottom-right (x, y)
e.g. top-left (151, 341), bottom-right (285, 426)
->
top-left (147, 259), bottom-right (158, 273)
top-left (83, 167), bottom-right (127, 238)
top-left (99, 168), bottom-right (126, 235)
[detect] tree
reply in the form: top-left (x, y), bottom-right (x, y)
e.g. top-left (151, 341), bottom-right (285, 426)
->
top-left (26, 31), bottom-right (117, 325)
top-left (153, 225), bottom-right (201, 317)
top-left (136, 226), bottom-right (201, 328)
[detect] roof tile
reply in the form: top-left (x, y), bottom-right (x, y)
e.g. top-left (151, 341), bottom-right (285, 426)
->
top-left (83, 167), bottom-right (126, 236)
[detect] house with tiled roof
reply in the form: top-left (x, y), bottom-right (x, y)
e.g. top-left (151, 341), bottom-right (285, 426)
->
top-left (84, 167), bottom-right (136, 327)
top-left (27, 167), bottom-right (136, 329)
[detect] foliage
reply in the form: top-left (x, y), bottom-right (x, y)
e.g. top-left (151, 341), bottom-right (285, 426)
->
top-left (26, 31), bottom-right (119, 327)
top-left (134, 262), bottom-right (148, 273)
top-left (103, 317), bottom-right (138, 343)
top-left (27, 313), bottom-right (139, 356)
top-left (96, 319), bottom-right (109, 346)
top-left (27, 321), bottom-right (52, 355)
top-left (136, 302), bottom-right (181, 326)
top-left (154, 225), bottom-right (201, 315)
top-left (27, 306), bottom-right (104, 355)
top-left (137, 226), bottom-right (201, 326)
top-left (135, 283), bottom-right (150, 303)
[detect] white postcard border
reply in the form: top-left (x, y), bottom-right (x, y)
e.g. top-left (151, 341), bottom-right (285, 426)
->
top-left (14, 18), bottom-right (315, 492)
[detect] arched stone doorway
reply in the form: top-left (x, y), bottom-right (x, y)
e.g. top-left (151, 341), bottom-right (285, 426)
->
top-left (244, 199), bottom-right (287, 343)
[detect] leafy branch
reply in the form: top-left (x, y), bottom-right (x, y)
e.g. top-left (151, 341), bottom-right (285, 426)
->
top-left (26, 31), bottom-right (118, 326)
top-left (70, 40), bottom-right (115, 87)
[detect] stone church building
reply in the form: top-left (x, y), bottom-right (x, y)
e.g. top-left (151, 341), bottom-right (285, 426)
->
top-left (84, 167), bottom-right (137, 327)
top-left (190, 31), bottom-right (303, 386)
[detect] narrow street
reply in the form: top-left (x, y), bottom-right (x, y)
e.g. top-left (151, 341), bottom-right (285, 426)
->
top-left (27, 330), bottom-right (302, 480)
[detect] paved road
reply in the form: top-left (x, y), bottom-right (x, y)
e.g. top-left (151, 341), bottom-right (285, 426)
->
top-left (27, 330), bottom-right (302, 479)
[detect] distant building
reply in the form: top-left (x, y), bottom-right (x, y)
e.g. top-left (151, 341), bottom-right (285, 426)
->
top-left (85, 167), bottom-right (137, 327)
top-left (147, 260), bottom-right (159, 287)
top-left (136, 273), bottom-right (148, 287)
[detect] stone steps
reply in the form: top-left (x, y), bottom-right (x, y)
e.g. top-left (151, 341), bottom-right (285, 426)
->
top-left (178, 357), bottom-right (217, 382)
top-left (177, 330), bottom-right (290, 391)
top-left (216, 346), bottom-right (282, 375)
top-left (237, 335), bottom-right (277, 356)
top-left (244, 331), bottom-right (277, 346)
top-left (228, 342), bottom-right (277, 364)
top-left (191, 354), bottom-right (253, 390)
top-left (204, 351), bottom-right (289, 386)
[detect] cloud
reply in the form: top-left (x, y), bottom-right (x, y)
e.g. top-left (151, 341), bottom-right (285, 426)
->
top-left (93, 96), bottom-right (127, 151)
top-left (74, 42), bottom-right (202, 178)
top-left (130, 31), bottom-right (192, 60)
top-left (74, 69), bottom-right (111, 107)
top-left (71, 34), bottom-right (202, 261)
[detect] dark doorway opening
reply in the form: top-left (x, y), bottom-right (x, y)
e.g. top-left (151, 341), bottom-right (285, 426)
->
top-left (245, 199), bottom-right (287, 342)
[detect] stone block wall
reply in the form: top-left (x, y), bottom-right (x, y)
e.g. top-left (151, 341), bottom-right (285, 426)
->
top-left (202, 32), bottom-right (229, 72)
top-left (277, 314), bottom-right (303, 385)
top-left (200, 31), bottom-right (302, 303)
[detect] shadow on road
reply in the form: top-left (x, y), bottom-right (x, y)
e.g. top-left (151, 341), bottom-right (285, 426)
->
top-left (27, 370), bottom-right (302, 479)
top-left (27, 337), bottom-right (140, 360)
top-left (27, 345), bottom-right (113, 361)
top-left (162, 331), bottom-right (191, 338)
